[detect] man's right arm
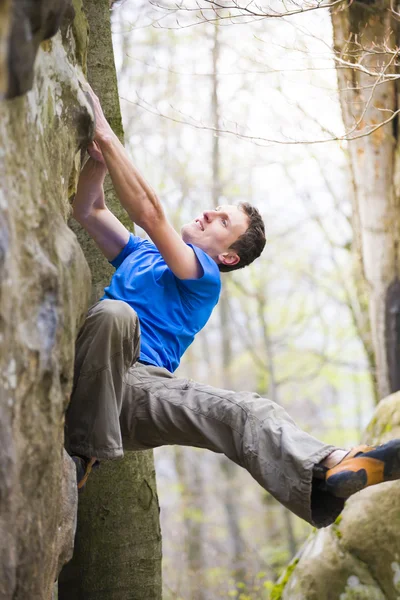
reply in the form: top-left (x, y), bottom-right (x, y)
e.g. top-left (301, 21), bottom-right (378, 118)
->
top-left (72, 154), bottom-right (130, 261)
top-left (86, 87), bottom-right (202, 280)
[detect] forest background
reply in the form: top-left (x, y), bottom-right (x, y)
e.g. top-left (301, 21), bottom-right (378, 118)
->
top-left (110, 1), bottom-right (377, 598)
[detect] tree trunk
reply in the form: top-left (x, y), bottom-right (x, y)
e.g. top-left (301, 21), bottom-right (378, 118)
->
top-left (331, 2), bottom-right (400, 400)
top-left (58, 1), bottom-right (162, 598)
top-left (255, 284), bottom-right (298, 559)
top-left (211, 22), bottom-right (248, 591)
top-left (174, 447), bottom-right (206, 600)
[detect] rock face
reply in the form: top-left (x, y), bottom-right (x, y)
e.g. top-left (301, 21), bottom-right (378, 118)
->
top-left (4, 0), bottom-right (74, 99)
top-left (274, 392), bottom-right (400, 600)
top-left (0, 2), bottom-right (93, 598)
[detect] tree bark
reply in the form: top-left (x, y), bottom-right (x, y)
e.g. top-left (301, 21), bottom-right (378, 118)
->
top-left (331, 2), bottom-right (400, 400)
top-left (58, 1), bottom-right (162, 598)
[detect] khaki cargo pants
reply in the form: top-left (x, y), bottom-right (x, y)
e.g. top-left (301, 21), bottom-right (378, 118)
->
top-left (65, 300), bottom-right (345, 527)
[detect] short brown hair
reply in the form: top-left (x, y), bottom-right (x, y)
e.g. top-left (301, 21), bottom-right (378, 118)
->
top-left (219, 202), bottom-right (266, 273)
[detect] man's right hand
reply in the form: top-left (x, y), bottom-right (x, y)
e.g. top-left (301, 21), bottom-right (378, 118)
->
top-left (86, 85), bottom-right (114, 144)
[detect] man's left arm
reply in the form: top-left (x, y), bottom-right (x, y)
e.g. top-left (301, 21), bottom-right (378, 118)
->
top-left (87, 88), bottom-right (202, 280)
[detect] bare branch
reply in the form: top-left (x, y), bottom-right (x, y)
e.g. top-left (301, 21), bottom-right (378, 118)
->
top-left (148, 0), bottom-right (349, 29)
top-left (121, 93), bottom-right (400, 146)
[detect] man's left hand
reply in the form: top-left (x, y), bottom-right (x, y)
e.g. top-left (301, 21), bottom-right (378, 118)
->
top-left (87, 140), bottom-right (106, 165)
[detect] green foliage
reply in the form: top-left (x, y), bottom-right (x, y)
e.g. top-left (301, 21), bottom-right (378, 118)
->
top-left (182, 506), bottom-right (205, 523)
top-left (226, 577), bottom-right (273, 599)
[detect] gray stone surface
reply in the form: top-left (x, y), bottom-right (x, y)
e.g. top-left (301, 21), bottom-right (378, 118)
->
top-left (0, 4), bottom-right (93, 598)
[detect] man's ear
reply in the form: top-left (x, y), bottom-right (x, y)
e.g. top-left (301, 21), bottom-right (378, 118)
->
top-left (218, 252), bottom-right (240, 267)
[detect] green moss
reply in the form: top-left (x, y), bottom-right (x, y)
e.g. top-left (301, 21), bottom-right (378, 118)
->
top-left (366, 412), bottom-right (394, 441)
top-left (334, 527), bottom-right (342, 539)
top-left (366, 415), bottom-right (378, 433)
top-left (269, 558), bottom-right (299, 600)
top-left (72, 0), bottom-right (89, 71)
top-left (84, 0), bottom-right (124, 142)
top-left (333, 514), bottom-right (343, 539)
top-left (40, 39), bottom-right (53, 53)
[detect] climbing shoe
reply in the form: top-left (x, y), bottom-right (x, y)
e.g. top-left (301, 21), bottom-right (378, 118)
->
top-left (321, 439), bottom-right (400, 499)
top-left (71, 456), bottom-right (99, 490)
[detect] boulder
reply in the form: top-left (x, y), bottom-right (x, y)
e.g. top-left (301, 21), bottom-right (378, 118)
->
top-left (0, 3), bottom-right (93, 598)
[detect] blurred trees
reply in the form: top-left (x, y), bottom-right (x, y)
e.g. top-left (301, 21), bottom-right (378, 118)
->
top-left (110, 1), bottom-right (379, 597)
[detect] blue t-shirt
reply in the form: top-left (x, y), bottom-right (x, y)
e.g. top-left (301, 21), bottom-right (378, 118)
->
top-left (102, 234), bottom-right (221, 372)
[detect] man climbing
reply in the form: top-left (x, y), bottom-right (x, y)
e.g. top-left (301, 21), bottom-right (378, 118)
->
top-left (65, 87), bottom-right (400, 528)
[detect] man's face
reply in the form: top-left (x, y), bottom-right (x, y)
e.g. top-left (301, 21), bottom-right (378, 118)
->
top-left (181, 204), bottom-right (249, 268)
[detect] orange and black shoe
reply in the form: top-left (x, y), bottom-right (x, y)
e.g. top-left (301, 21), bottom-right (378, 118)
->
top-left (71, 456), bottom-right (99, 491)
top-left (320, 439), bottom-right (400, 499)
